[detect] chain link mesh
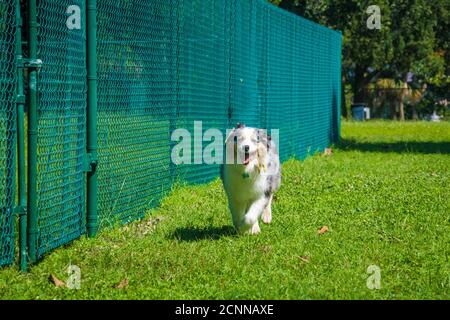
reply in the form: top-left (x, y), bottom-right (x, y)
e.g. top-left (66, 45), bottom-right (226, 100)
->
top-left (0, 0), bottom-right (17, 267)
top-left (96, 0), bottom-right (177, 226)
top-left (232, 1), bottom-right (342, 161)
top-left (172, 0), bottom-right (231, 185)
top-left (35, 0), bottom-right (87, 258)
top-left (96, 0), bottom-right (341, 226)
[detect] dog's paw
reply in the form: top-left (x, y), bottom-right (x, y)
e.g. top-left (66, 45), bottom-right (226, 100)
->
top-left (237, 222), bottom-right (261, 235)
top-left (262, 208), bottom-right (272, 224)
top-left (250, 223), bottom-right (261, 235)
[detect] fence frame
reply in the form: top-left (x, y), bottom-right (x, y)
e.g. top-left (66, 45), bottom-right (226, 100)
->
top-left (15, 0), bottom-right (27, 272)
top-left (26, 0), bottom-right (39, 265)
top-left (86, 0), bottom-right (99, 238)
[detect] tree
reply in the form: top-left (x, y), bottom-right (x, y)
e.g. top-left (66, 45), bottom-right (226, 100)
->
top-left (269, 0), bottom-right (448, 120)
top-left (270, 0), bottom-right (394, 118)
top-left (388, 0), bottom-right (440, 120)
top-left (326, 0), bottom-right (393, 116)
top-left (410, 0), bottom-right (449, 119)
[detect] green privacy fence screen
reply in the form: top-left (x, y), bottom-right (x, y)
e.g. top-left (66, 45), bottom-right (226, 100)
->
top-left (0, 0), bottom-right (341, 268)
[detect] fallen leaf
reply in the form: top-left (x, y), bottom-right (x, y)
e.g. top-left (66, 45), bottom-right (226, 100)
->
top-left (49, 274), bottom-right (66, 288)
top-left (115, 278), bottom-right (129, 289)
top-left (318, 226), bottom-right (329, 235)
top-left (299, 256), bottom-right (310, 263)
top-left (260, 245), bottom-right (272, 253)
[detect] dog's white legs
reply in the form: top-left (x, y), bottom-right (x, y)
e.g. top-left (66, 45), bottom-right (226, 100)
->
top-left (250, 222), bottom-right (261, 235)
top-left (239, 221), bottom-right (261, 235)
top-left (238, 197), bottom-right (268, 235)
top-left (262, 194), bottom-right (273, 224)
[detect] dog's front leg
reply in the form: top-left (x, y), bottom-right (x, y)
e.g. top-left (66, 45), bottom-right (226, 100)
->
top-left (262, 194), bottom-right (273, 224)
top-left (239, 197), bottom-right (268, 235)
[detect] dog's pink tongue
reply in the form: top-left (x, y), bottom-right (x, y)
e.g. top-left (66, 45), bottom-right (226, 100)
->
top-left (243, 152), bottom-right (250, 165)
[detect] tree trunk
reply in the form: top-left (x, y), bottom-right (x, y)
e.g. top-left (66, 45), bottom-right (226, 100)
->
top-left (398, 75), bottom-right (409, 121)
top-left (411, 83), bottom-right (426, 120)
top-left (352, 66), bottom-right (366, 104)
top-left (390, 102), bottom-right (397, 120)
top-left (412, 105), bottom-right (418, 120)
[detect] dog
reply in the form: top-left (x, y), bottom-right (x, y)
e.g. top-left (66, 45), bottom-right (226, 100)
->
top-left (221, 123), bottom-right (281, 235)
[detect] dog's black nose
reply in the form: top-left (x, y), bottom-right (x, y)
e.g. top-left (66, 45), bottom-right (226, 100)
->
top-left (244, 145), bottom-right (249, 153)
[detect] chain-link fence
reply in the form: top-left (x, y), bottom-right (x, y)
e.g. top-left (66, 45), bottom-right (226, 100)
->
top-left (0, 0), bottom-right (341, 268)
top-left (96, 0), bottom-right (176, 226)
top-left (34, 0), bottom-right (87, 259)
top-left (0, 0), bottom-right (17, 267)
top-left (95, 0), bottom-right (341, 227)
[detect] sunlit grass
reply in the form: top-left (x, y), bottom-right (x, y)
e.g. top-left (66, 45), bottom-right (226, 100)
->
top-left (0, 121), bottom-right (449, 299)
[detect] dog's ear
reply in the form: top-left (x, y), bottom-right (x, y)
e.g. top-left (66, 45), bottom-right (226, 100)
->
top-left (225, 128), bottom-right (236, 144)
top-left (236, 122), bottom-right (245, 129)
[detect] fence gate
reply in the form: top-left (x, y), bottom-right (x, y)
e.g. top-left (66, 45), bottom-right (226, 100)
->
top-left (0, 0), bottom-right (17, 267)
top-left (27, 0), bottom-right (88, 260)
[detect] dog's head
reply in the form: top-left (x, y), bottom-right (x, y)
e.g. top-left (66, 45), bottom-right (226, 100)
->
top-left (225, 123), bottom-right (270, 168)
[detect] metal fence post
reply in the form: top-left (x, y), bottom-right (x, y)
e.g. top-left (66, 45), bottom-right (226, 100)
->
top-left (86, 0), bottom-right (99, 237)
top-left (16, 0), bottom-right (27, 271)
top-left (335, 32), bottom-right (343, 143)
top-left (27, 0), bottom-right (38, 264)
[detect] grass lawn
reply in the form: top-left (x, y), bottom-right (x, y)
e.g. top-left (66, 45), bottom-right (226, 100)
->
top-left (0, 121), bottom-right (449, 299)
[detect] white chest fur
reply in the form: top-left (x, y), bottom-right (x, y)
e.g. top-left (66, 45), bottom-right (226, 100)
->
top-left (223, 162), bottom-right (268, 203)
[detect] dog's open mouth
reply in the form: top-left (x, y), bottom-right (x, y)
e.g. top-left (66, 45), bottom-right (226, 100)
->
top-left (243, 149), bottom-right (250, 165)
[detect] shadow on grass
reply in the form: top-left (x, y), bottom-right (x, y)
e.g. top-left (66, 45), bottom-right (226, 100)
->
top-left (171, 225), bottom-right (236, 242)
top-left (340, 139), bottom-right (450, 154)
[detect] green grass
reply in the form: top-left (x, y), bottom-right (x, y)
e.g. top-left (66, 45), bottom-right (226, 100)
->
top-left (0, 121), bottom-right (449, 299)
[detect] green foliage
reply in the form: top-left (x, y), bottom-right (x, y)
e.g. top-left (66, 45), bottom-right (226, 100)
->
top-left (390, 0), bottom-right (438, 77)
top-left (414, 88), bottom-right (449, 118)
top-left (270, 0), bottom-right (448, 114)
top-left (0, 121), bottom-right (449, 299)
top-left (268, 0), bottom-right (282, 6)
top-left (328, 0), bottom-right (393, 73)
top-left (412, 51), bottom-right (446, 86)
